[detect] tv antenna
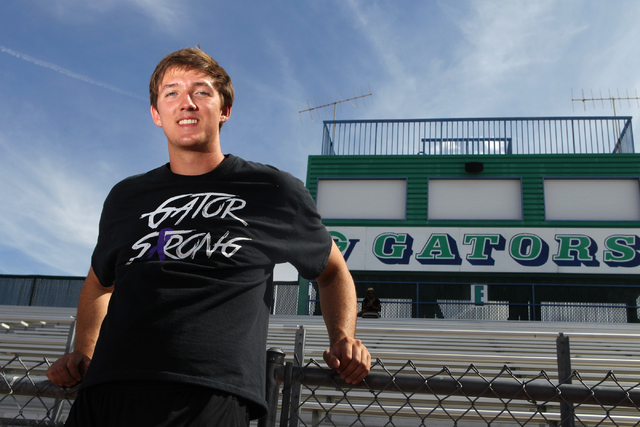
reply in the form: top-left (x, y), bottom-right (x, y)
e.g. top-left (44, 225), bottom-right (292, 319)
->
top-left (297, 85), bottom-right (373, 124)
top-left (571, 88), bottom-right (640, 116)
top-left (571, 88), bottom-right (640, 153)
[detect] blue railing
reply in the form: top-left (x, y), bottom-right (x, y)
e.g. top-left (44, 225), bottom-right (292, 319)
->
top-left (321, 116), bottom-right (635, 155)
top-left (307, 281), bottom-right (640, 323)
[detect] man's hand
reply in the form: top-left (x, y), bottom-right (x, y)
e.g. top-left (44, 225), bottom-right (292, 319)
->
top-left (46, 350), bottom-right (91, 387)
top-left (323, 336), bottom-right (371, 384)
top-left (45, 267), bottom-right (111, 388)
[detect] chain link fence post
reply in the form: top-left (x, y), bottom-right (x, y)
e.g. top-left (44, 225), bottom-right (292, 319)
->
top-left (50, 319), bottom-right (76, 424)
top-left (259, 347), bottom-right (286, 427)
top-left (556, 332), bottom-right (575, 427)
top-left (287, 326), bottom-right (305, 427)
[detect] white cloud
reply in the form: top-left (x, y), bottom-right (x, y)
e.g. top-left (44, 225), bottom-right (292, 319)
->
top-left (341, 0), bottom-right (419, 100)
top-left (457, 1), bottom-right (578, 76)
top-left (47, 0), bottom-right (185, 32)
top-left (0, 46), bottom-right (146, 101)
top-left (129, 0), bottom-right (186, 30)
top-left (0, 135), bottom-right (103, 275)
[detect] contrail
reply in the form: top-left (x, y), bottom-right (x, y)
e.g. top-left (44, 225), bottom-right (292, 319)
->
top-left (0, 46), bottom-right (147, 101)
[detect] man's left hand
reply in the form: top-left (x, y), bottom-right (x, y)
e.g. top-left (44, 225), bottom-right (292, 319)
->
top-left (323, 336), bottom-right (371, 384)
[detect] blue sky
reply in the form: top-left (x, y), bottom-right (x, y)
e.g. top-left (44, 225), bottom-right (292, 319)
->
top-left (1, 0), bottom-right (640, 278)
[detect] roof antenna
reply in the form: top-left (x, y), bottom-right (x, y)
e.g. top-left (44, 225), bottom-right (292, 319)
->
top-left (571, 88), bottom-right (640, 153)
top-left (571, 87), bottom-right (640, 115)
top-left (297, 84), bottom-right (374, 124)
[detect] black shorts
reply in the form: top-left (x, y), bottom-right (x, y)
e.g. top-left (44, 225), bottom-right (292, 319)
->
top-left (64, 381), bottom-right (250, 427)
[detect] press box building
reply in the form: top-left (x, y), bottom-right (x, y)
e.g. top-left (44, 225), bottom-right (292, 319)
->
top-left (300, 116), bottom-right (640, 323)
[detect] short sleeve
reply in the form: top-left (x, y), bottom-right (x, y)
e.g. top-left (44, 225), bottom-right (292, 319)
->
top-left (90, 186), bottom-right (122, 287)
top-left (282, 178), bottom-right (332, 280)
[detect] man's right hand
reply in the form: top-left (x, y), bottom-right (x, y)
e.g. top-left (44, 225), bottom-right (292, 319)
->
top-left (46, 350), bottom-right (91, 387)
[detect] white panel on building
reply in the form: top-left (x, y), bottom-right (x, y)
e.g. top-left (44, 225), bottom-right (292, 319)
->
top-left (428, 179), bottom-right (522, 220)
top-left (317, 178), bottom-right (407, 220)
top-left (544, 179), bottom-right (640, 221)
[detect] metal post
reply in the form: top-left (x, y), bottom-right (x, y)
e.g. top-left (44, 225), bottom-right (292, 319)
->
top-left (52, 319), bottom-right (77, 423)
top-left (27, 277), bottom-right (37, 306)
top-left (531, 284), bottom-right (537, 321)
top-left (556, 333), bottom-right (575, 427)
top-left (259, 348), bottom-right (286, 427)
top-left (289, 326), bottom-right (306, 427)
top-left (279, 363), bottom-right (294, 427)
top-left (296, 276), bottom-right (309, 315)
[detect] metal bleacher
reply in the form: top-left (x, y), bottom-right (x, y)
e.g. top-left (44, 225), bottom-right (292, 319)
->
top-left (269, 315), bottom-right (640, 380)
top-left (2, 306), bottom-right (640, 425)
top-left (0, 305), bottom-right (76, 366)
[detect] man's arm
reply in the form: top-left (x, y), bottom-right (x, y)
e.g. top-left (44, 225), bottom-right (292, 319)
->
top-left (46, 267), bottom-right (113, 387)
top-left (317, 241), bottom-right (371, 384)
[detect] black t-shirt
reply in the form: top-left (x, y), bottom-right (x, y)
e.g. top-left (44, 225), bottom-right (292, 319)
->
top-left (361, 298), bottom-right (381, 312)
top-left (83, 154), bottom-right (332, 418)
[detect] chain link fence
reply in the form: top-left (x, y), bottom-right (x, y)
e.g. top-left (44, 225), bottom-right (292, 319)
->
top-left (3, 336), bottom-right (640, 426)
top-left (266, 354), bottom-right (640, 427)
top-left (0, 356), bottom-right (74, 426)
top-left (272, 282), bottom-right (301, 316)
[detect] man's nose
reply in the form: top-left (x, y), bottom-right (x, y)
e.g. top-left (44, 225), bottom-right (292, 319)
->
top-left (180, 94), bottom-right (197, 110)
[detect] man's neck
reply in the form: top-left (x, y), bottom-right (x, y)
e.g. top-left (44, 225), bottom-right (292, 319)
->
top-left (168, 150), bottom-right (226, 176)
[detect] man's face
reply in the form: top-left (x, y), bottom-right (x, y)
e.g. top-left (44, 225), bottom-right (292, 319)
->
top-left (367, 291), bottom-right (375, 298)
top-left (150, 67), bottom-right (230, 153)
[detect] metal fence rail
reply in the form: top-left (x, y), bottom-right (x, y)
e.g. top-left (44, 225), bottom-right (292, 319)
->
top-left (308, 280), bottom-right (640, 323)
top-left (3, 356), bottom-right (639, 427)
top-left (264, 348), bottom-right (640, 427)
top-left (321, 117), bottom-right (635, 156)
top-left (3, 338), bottom-right (640, 426)
top-left (0, 357), bottom-right (74, 426)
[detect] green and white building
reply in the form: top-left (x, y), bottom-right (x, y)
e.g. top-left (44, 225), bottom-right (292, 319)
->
top-left (302, 116), bottom-right (640, 322)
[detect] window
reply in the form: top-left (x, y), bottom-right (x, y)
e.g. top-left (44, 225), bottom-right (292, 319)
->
top-left (544, 178), bottom-right (640, 221)
top-left (428, 179), bottom-right (522, 220)
top-left (316, 178), bottom-right (407, 220)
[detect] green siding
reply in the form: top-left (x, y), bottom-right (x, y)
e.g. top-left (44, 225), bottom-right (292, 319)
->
top-left (307, 153), bottom-right (640, 228)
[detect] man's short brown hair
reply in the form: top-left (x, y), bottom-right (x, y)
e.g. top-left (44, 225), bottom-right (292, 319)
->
top-left (149, 47), bottom-right (234, 112)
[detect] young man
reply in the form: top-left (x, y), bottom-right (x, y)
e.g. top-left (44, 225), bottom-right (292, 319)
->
top-left (358, 287), bottom-right (382, 318)
top-left (46, 48), bottom-right (370, 426)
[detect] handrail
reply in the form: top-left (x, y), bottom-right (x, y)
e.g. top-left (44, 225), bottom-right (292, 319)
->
top-left (276, 366), bottom-right (640, 408)
top-left (321, 116), bottom-right (635, 155)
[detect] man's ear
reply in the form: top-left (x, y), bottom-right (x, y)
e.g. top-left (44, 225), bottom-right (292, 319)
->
top-left (220, 105), bottom-right (232, 124)
top-left (150, 105), bottom-right (163, 127)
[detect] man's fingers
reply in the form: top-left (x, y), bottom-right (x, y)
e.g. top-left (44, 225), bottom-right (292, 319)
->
top-left (66, 358), bottom-right (83, 382)
top-left (80, 359), bottom-right (91, 376)
top-left (46, 361), bottom-right (75, 387)
top-left (339, 345), bottom-right (371, 384)
top-left (324, 337), bottom-right (371, 384)
top-left (323, 349), bottom-right (340, 370)
top-left (46, 351), bottom-right (90, 387)
top-left (334, 343), bottom-right (352, 374)
top-left (344, 364), bottom-right (368, 383)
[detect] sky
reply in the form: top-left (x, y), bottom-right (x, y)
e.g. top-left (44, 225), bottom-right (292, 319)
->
top-left (1, 0), bottom-right (640, 279)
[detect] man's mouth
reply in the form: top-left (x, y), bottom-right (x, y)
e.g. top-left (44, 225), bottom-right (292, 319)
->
top-left (178, 119), bottom-right (198, 125)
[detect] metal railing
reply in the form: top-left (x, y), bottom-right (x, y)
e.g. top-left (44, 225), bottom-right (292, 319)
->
top-left (0, 357), bottom-right (75, 426)
top-left (4, 330), bottom-right (640, 426)
top-left (307, 281), bottom-right (640, 323)
top-left (321, 116), bottom-right (635, 155)
top-left (262, 352), bottom-right (640, 426)
top-left (263, 329), bottom-right (640, 427)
